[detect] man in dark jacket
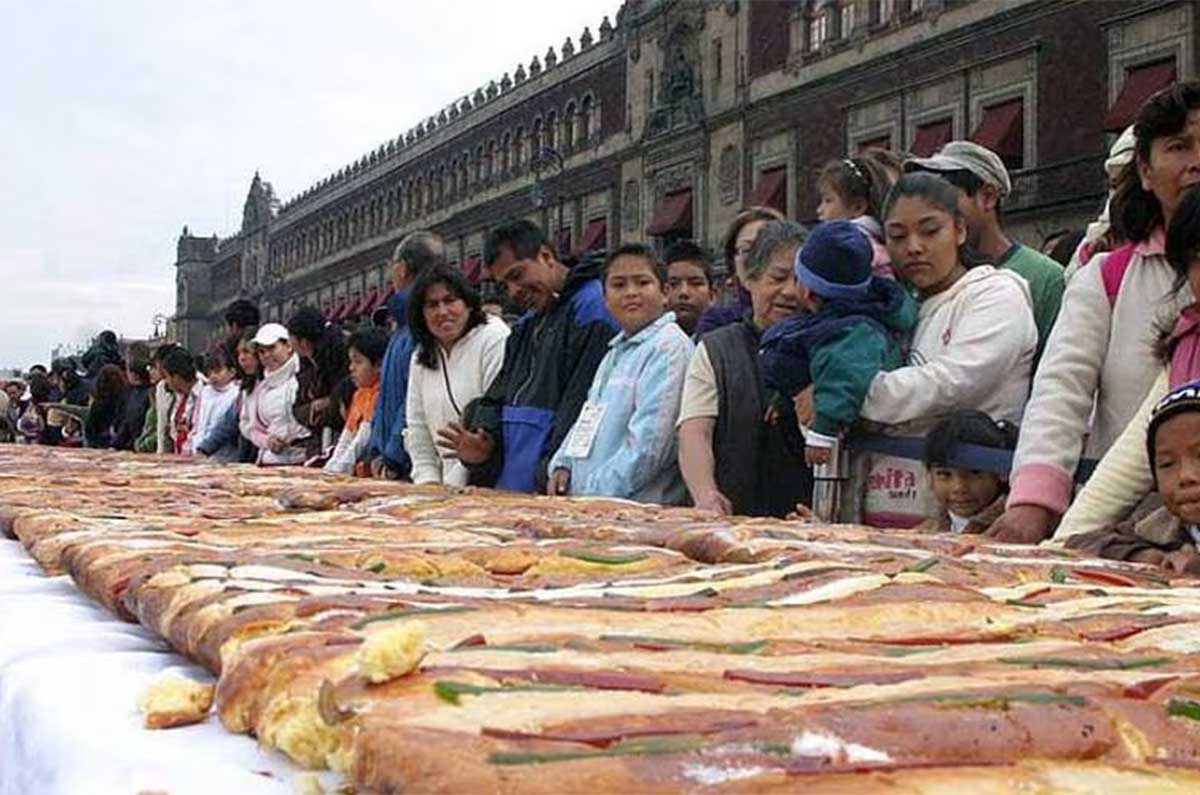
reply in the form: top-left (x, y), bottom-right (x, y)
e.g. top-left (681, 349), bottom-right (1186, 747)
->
top-left (440, 220), bottom-right (617, 493)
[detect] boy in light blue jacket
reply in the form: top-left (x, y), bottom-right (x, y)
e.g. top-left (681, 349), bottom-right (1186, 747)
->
top-left (548, 244), bottom-right (694, 504)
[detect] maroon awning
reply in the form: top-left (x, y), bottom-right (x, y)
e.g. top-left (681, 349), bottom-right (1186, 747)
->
top-left (748, 168), bottom-right (787, 214)
top-left (971, 99), bottom-right (1024, 161)
top-left (323, 303), bottom-right (336, 321)
top-left (646, 189), bottom-right (693, 236)
top-left (354, 288), bottom-right (381, 317)
top-left (1105, 60), bottom-right (1176, 132)
top-left (463, 256), bottom-right (484, 285)
top-left (574, 218), bottom-right (607, 255)
top-left (910, 119), bottom-right (953, 158)
top-left (346, 293), bottom-right (370, 318)
top-left (361, 287), bottom-right (386, 315)
top-left (329, 300), bottom-right (352, 322)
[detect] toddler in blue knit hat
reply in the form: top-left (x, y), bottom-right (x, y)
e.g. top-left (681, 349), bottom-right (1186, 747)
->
top-left (760, 220), bottom-right (917, 465)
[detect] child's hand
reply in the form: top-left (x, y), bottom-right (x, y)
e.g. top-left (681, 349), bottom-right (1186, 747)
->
top-left (548, 468), bottom-right (571, 496)
top-left (793, 387), bottom-right (815, 428)
top-left (805, 445), bottom-right (831, 466)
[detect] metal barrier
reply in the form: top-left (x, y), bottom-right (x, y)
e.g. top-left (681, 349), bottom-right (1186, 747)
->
top-left (810, 431), bottom-right (1099, 522)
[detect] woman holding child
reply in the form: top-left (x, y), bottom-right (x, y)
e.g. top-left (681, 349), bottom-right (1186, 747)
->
top-left (832, 172), bottom-right (1038, 527)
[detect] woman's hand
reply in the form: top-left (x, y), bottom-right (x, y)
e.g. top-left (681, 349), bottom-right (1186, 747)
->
top-left (548, 468), bottom-right (571, 496)
top-left (984, 505), bottom-right (1056, 544)
top-left (436, 422), bottom-right (494, 465)
top-left (693, 486), bottom-right (733, 516)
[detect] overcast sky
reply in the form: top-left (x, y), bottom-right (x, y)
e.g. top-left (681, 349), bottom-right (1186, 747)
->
top-left (0, 0), bottom-right (616, 370)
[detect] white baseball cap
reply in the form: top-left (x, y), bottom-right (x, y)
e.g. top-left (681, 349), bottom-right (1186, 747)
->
top-left (252, 323), bottom-right (290, 346)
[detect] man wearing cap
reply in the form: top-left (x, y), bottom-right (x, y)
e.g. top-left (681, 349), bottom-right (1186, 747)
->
top-left (907, 141), bottom-right (1065, 363)
top-left (367, 230), bottom-right (445, 480)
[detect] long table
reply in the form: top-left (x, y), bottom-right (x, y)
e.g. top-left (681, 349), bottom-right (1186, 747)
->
top-left (0, 538), bottom-right (337, 795)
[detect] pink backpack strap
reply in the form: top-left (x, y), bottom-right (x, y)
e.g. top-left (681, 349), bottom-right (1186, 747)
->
top-left (1100, 242), bottom-right (1138, 308)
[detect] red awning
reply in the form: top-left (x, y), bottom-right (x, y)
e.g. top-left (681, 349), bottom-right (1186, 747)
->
top-left (857, 136), bottom-right (891, 153)
top-left (345, 293), bottom-right (369, 318)
top-left (646, 189), bottom-right (693, 236)
top-left (362, 287), bottom-right (386, 315)
top-left (749, 168), bottom-right (787, 213)
top-left (910, 119), bottom-right (953, 158)
top-left (574, 218), bottom-right (607, 255)
top-left (971, 99), bottom-right (1024, 160)
top-left (323, 304), bottom-right (336, 321)
top-left (354, 288), bottom-right (381, 317)
top-left (329, 300), bottom-right (352, 322)
top-left (463, 256), bottom-right (484, 285)
top-left (1105, 60), bottom-right (1176, 132)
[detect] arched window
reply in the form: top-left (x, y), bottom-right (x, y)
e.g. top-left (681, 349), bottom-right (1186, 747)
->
top-left (485, 140), bottom-right (496, 179)
top-left (532, 117), bottom-right (544, 160)
top-left (474, 146), bottom-right (484, 182)
top-left (580, 95), bottom-right (594, 144)
top-left (546, 112), bottom-right (558, 150)
top-left (514, 126), bottom-right (525, 170)
top-left (500, 133), bottom-right (511, 174)
top-left (562, 102), bottom-right (576, 150)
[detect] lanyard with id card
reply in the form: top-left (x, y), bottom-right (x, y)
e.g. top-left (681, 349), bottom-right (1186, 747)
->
top-left (562, 401), bottom-right (607, 459)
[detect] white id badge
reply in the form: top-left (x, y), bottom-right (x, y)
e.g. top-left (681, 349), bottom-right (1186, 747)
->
top-left (563, 401), bottom-right (606, 458)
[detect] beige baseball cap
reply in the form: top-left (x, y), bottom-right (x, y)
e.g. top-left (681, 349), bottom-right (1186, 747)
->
top-left (906, 140), bottom-right (1012, 197)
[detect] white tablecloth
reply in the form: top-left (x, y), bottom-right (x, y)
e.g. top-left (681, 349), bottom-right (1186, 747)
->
top-left (0, 538), bottom-right (340, 795)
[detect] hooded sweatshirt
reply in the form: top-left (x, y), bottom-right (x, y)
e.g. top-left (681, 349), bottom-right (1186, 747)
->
top-left (862, 265), bottom-right (1037, 428)
top-left (1007, 231), bottom-right (1188, 517)
top-left (241, 353), bottom-right (310, 465)
top-left (464, 256), bottom-right (619, 493)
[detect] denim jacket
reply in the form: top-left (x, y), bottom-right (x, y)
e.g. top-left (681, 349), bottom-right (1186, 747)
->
top-left (549, 312), bottom-right (693, 504)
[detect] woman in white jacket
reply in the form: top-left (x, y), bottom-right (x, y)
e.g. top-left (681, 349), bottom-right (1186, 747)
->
top-left (841, 172), bottom-right (1038, 527)
top-left (404, 265), bottom-right (509, 486)
top-left (239, 323), bottom-right (311, 466)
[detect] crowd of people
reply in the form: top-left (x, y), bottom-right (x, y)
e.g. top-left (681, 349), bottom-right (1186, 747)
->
top-left (4, 81), bottom-right (1199, 576)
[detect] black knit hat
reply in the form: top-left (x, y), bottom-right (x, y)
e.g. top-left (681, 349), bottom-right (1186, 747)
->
top-left (1147, 379), bottom-right (1200, 485)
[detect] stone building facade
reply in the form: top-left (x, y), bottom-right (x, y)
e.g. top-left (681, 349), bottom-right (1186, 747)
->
top-left (173, 0), bottom-right (1196, 350)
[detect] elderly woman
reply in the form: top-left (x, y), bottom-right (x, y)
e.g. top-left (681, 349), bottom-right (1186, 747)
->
top-left (991, 81), bottom-right (1200, 543)
top-left (695, 206), bottom-right (785, 336)
top-left (677, 220), bottom-right (812, 517)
